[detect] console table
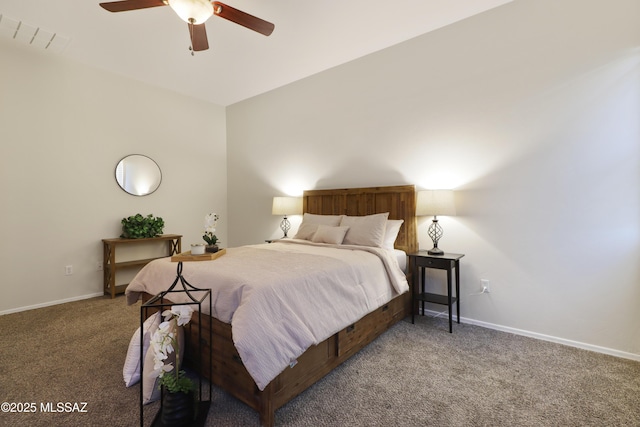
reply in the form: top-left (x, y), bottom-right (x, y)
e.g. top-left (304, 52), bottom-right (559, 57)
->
top-left (102, 234), bottom-right (182, 298)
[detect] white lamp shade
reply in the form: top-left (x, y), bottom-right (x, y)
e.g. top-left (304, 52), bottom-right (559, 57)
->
top-left (272, 197), bottom-right (303, 215)
top-left (416, 190), bottom-right (456, 217)
top-left (168, 0), bottom-right (214, 24)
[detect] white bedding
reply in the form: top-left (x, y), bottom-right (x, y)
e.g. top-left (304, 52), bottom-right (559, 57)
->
top-left (126, 239), bottom-right (408, 390)
top-left (393, 249), bottom-right (408, 273)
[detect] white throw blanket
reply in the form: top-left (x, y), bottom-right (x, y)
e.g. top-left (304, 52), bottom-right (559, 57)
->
top-left (126, 239), bottom-right (408, 390)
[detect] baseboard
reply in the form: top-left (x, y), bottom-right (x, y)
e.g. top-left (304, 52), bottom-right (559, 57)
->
top-left (0, 292), bottom-right (104, 316)
top-left (419, 308), bottom-right (640, 362)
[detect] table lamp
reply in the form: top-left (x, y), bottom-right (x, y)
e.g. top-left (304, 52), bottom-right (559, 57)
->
top-left (416, 190), bottom-right (456, 255)
top-left (272, 196), bottom-right (303, 237)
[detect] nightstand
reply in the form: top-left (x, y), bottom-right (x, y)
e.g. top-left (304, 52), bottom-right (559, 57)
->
top-left (408, 251), bottom-right (464, 333)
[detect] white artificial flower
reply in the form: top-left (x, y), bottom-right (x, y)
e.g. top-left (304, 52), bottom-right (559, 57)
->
top-left (157, 320), bottom-right (173, 333)
top-left (152, 322), bottom-right (174, 353)
top-left (150, 358), bottom-right (174, 379)
top-left (152, 344), bottom-right (168, 360)
top-left (150, 330), bottom-right (165, 351)
top-left (170, 305), bottom-right (194, 326)
top-left (163, 337), bottom-right (175, 355)
top-left (203, 212), bottom-right (220, 245)
top-left (153, 356), bottom-right (166, 371)
top-left (150, 326), bottom-right (173, 379)
top-left (204, 213), bottom-right (218, 230)
top-left (147, 305), bottom-right (194, 383)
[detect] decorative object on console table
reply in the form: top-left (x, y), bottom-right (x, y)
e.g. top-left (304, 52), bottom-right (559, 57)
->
top-left (120, 213), bottom-right (165, 239)
top-left (141, 261), bottom-right (212, 427)
top-left (272, 196), bottom-right (303, 237)
top-left (102, 234), bottom-right (182, 299)
top-left (409, 251), bottom-right (464, 333)
top-left (416, 190), bottom-right (456, 255)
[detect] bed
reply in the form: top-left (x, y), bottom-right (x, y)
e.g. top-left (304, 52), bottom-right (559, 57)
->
top-left (128, 185), bottom-right (417, 426)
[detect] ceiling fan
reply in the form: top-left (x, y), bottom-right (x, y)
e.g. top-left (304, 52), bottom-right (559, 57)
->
top-left (99, 0), bottom-right (274, 53)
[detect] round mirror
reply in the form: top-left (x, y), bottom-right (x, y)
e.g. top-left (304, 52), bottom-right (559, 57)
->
top-left (115, 154), bottom-right (162, 196)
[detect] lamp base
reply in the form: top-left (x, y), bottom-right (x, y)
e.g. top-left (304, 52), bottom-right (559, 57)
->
top-left (280, 216), bottom-right (291, 238)
top-left (427, 247), bottom-right (444, 255)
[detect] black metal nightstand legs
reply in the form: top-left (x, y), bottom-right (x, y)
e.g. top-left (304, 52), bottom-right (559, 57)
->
top-left (447, 267), bottom-right (453, 332)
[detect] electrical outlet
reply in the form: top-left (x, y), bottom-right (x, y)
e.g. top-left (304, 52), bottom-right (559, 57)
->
top-left (97, 261), bottom-right (103, 271)
top-left (65, 265), bottom-right (73, 276)
top-left (481, 279), bottom-right (490, 293)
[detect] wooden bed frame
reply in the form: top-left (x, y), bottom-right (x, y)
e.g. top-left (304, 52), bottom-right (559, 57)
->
top-left (147, 185), bottom-right (417, 426)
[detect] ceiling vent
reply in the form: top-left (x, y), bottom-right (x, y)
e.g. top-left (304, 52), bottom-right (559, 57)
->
top-left (0, 13), bottom-right (70, 53)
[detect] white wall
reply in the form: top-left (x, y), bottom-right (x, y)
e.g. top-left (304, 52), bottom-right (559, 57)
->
top-left (227, 0), bottom-right (640, 357)
top-left (0, 38), bottom-right (227, 313)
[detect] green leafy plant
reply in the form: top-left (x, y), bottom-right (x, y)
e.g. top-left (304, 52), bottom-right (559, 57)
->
top-left (157, 368), bottom-right (194, 394)
top-left (120, 214), bottom-right (164, 239)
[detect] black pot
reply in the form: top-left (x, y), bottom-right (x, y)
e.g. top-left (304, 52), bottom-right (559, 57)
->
top-left (205, 245), bottom-right (219, 253)
top-left (160, 390), bottom-right (195, 427)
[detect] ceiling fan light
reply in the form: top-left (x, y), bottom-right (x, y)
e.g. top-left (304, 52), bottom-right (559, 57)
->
top-left (168, 0), bottom-right (214, 25)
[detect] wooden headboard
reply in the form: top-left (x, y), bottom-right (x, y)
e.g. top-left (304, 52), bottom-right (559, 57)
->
top-left (302, 185), bottom-right (417, 254)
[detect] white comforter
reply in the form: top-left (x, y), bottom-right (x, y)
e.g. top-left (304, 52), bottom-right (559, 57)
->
top-left (126, 239), bottom-right (408, 390)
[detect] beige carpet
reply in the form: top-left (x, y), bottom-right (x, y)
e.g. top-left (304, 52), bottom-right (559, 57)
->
top-left (1, 295), bottom-right (639, 426)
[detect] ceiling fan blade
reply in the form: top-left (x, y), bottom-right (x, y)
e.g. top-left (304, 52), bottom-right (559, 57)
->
top-left (212, 2), bottom-right (275, 36)
top-left (189, 23), bottom-right (209, 51)
top-left (99, 0), bottom-right (166, 13)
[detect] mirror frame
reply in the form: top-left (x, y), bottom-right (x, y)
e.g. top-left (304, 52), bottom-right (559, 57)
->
top-left (114, 154), bottom-right (162, 196)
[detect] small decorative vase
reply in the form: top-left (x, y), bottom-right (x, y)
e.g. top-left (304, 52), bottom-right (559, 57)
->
top-left (160, 390), bottom-right (195, 427)
top-left (205, 245), bottom-right (219, 253)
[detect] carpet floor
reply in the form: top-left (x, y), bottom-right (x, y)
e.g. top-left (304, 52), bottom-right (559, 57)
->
top-left (0, 295), bottom-right (638, 426)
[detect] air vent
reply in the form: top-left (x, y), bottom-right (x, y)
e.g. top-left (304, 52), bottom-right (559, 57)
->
top-left (0, 13), bottom-right (70, 53)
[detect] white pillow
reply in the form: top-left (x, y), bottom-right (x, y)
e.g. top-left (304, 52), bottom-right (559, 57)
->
top-left (340, 212), bottom-right (390, 247)
top-left (301, 213), bottom-right (343, 225)
top-left (311, 225), bottom-right (350, 244)
top-left (294, 222), bottom-right (320, 240)
top-left (294, 213), bottom-right (344, 240)
top-left (383, 219), bottom-right (404, 251)
top-left (123, 312), bottom-right (161, 387)
top-left (142, 321), bottom-right (185, 404)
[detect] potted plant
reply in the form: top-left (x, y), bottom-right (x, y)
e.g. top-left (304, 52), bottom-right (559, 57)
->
top-left (202, 213), bottom-right (220, 253)
top-left (120, 213), bottom-right (164, 239)
top-left (150, 306), bottom-right (196, 426)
